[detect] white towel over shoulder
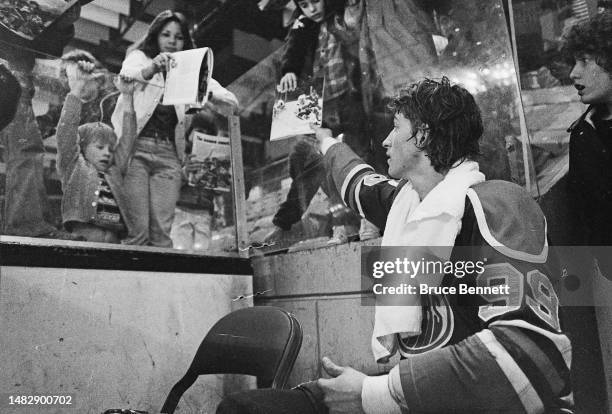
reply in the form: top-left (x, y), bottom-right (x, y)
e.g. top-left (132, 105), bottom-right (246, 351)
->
top-left (372, 160), bottom-right (485, 362)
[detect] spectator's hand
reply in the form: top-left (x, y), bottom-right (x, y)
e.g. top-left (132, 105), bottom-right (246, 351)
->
top-left (150, 52), bottom-right (176, 74)
top-left (277, 72), bottom-right (297, 93)
top-left (115, 74), bottom-right (135, 95)
top-left (66, 60), bottom-right (97, 98)
top-left (317, 357), bottom-right (366, 413)
top-left (183, 154), bottom-right (206, 174)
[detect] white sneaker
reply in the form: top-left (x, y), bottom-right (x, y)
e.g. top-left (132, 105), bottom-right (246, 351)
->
top-left (327, 225), bottom-right (348, 245)
top-left (359, 219), bottom-right (379, 241)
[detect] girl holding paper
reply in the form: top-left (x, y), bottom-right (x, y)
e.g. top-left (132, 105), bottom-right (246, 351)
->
top-left (111, 10), bottom-right (237, 247)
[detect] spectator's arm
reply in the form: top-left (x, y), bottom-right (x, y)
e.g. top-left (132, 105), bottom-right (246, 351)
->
top-left (208, 78), bottom-right (239, 109)
top-left (280, 18), bottom-right (317, 76)
top-left (56, 94), bottom-right (83, 185)
top-left (120, 50), bottom-right (150, 82)
top-left (113, 76), bottom-right (137, 175)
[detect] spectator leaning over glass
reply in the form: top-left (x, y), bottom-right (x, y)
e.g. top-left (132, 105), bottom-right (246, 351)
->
top-left (111, 10), bottom-right (237, 247)
top-left (57, 60), bottom-right (137, 243)
top-left (271, 0), bottom-right (381, 243)
top-left (563, 12), bottom-right (612, 279)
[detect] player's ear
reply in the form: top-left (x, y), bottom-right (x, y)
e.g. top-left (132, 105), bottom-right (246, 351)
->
top-left (416, 124), bottom-right (430, 146)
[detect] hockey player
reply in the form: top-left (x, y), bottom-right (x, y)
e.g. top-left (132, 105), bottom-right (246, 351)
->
top-left (217, 77), bottom-right (572, 414)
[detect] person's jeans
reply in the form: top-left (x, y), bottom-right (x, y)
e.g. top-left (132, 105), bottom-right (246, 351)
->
top-left (0, 64), bottom-right (56, 236)
top-left (123, 138), bottom-right (182, 247)
top-left (170, 206), bottom-right (212, 251)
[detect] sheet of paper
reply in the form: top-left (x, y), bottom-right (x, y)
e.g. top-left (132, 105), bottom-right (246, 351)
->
top-left (190, 131), bottom-right (231, 192)
top-left (163, 47), bottom-right (213, 106)
top-left (270, 78), bottom-right (323, 141)
top-left (191, 131), bottom-right (230, 161)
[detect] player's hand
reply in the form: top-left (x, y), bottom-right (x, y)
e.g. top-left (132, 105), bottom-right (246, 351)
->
top-left (309, 124), bottom-right (337, 153)
top-left (66, 60), bottom-right (97, 98)
top-left (277, 72), bottom-right (297, 93)
top-left (317, 357), bottom-right (366, 414)
top-left (114, 74), bottom-right (135, 95)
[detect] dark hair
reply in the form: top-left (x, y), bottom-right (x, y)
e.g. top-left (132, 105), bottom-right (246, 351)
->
top-left (562, 12), bottom-right (612, 73)
top-left (187, 108), bottom-right (219, 137)
top-left (135, 10), bottom-right (194, 58)
top-left (292, 0), bottom-right (344, 21)
top-left (0, 64), bottom-right (21, 131)
top-left (185, 108), bottom-right (220, 154)
top-left (78, 122), bottom-right (117, 156)
top-left (388, 77), bottom-right (483, 173)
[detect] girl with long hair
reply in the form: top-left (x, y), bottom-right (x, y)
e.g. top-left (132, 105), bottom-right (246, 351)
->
top-left (111, 10), bottom-right (237, 247)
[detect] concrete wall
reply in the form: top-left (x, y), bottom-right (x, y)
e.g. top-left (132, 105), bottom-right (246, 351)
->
top-left (253, 239), bottom-right (399, 387)
top-left (0, 266), bottom-right (254, 414)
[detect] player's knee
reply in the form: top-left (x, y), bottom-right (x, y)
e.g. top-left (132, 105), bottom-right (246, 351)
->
top-left (216, 391), bottom-right (253, 414)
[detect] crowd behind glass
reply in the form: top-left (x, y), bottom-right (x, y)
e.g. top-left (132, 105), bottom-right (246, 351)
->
top-left (0, 0), bottom-right (608, 255)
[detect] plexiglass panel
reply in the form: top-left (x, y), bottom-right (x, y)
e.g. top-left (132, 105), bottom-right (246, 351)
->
top-left (0, 55), bottom-right (237, 254)
top-left (237, 0), bottom-right (529, 254)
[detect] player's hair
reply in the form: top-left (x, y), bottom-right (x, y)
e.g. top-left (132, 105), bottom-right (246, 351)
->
top-left (134, 10), bottom-right (194, 58)
top-left (78, 122), bottom-right (117, 156)
top-left (388, 77), bottom-right (483, 173)
top-left (562, 12), bottom-right (612, 74)
top-left (0, 65), bottom-right (21, 131)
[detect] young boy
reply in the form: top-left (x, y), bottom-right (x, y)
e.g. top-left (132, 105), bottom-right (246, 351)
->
top-left (171, 109), bottom-right (224, 251)
top-left (56, 61), bottom-right (137, 243)
top-left (563, 12), bottom-right (612, 278)
top-left (271, 0), bottom-right (380, 243)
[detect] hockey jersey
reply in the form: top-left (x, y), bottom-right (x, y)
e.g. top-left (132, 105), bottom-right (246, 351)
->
top-left (325, 142), bottom-right (572, 411)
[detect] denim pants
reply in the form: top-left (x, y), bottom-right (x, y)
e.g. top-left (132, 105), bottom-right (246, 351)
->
top-left (0, 63), bottom-right (56, 236)
top-left (170, 206), bottom-right (212, 251)
top-left (123, 138), bottom-right (182, 247)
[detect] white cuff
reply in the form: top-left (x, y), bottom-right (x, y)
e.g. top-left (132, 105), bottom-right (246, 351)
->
top-left (320, 137), bottom-right (340, 155)
top-left (361, 375), bottom-right (403, 414)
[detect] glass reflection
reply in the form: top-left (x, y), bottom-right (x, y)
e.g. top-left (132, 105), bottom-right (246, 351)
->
top-left (0, 51), bottom-right (237, 253)
top-left (3, 0), bottom-right (594, 256)
top-left (239, 0), bottom-right (526, 253)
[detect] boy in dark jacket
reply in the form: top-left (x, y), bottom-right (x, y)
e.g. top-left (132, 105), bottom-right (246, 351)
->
top-left (269, 0), bottom-right (379, 243)
top-left (563, 12), bottom-right (612, 279)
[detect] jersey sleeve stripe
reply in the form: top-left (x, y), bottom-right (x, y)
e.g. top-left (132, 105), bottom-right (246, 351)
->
top-left (341, 163), bottom-right (373, 202)
top-left (354, 176), bottom-right (366, 217)
top-left (345, 170), bottom-right (375, 212)
top-left (491, 326), bottom-right (570, 409)
top-left (475, 330), bottom-right (545, 414)
top-left (490, 320), bottom-right (572, 368)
